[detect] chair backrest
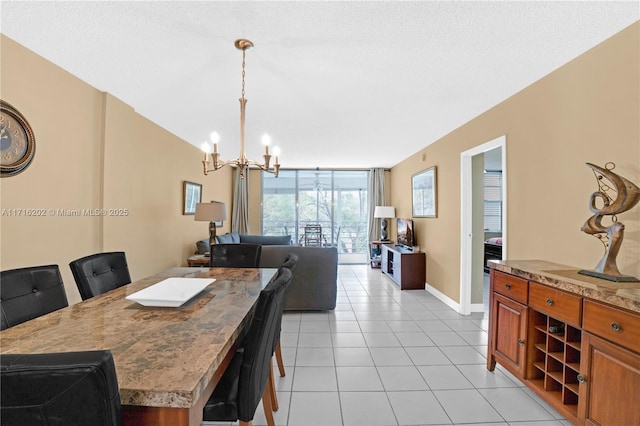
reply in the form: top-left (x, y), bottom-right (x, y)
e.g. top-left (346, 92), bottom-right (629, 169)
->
top-left (69, 252), bottom-right (131, 301)
top-left (237, 268), bottom-right (292, 422)
top-left (210, 244), bottom-right (262, 268)
top-left (0, 350), bottom-right (122, 426)
top-left (269, 254), bottom-right (298, 354)
top-left (333, 225), bottom-right (342, 248)
top-left (281, 253), bottom-right (299, 272)
top-left (0, 265), bottom-right (69, 331)
top-left (303, 224), bottom-right (323, 247)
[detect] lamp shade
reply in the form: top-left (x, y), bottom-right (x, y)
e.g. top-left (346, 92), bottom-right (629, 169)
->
top-left (194, 202), bottom-right (227, 222)
top-left (374, 206), bottom-right (395, 219)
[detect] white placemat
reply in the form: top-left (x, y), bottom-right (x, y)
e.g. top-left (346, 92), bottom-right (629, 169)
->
top-left (126, 277), bottom-right (215, 307)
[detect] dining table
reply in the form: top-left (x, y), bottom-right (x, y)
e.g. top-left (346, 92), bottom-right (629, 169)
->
top-left (0, 266), bottom-right (278, 426)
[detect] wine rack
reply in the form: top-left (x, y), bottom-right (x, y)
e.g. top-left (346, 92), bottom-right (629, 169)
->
top-left (528, 310), bottom-right (581, 418)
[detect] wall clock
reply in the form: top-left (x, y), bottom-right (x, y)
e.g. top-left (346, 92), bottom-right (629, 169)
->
top-left (1, 100), bottom-right (36, 177)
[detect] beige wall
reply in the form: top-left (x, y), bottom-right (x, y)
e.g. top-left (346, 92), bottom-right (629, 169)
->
top-left (0, 35), bottom-right (233, 304)
top-left (390, 22), bottom-right (640, 303)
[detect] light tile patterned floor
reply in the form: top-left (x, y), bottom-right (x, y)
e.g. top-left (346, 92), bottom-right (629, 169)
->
top-left (203, 264), bottom-right (571, 426)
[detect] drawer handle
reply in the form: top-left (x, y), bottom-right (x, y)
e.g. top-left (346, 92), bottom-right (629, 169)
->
top-left (611, 322), bottom-right (622, 332)
top-left (577, 374), bottom-right (586, 384)
top-left (546, 298), bottom-right (554, 306)
top-left (517, 339), bottom-right (525, 346)
top-left (505, 283), bottom-right (511, 290)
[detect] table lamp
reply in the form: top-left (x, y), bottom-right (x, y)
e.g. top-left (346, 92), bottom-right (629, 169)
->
top-left (195, 201), bottom-right (227, 247)
top-left (374, 206), bottom-right (395, 242)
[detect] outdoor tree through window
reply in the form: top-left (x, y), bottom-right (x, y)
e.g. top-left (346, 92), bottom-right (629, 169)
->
top-left (262, 170), bottom-right (369, 263)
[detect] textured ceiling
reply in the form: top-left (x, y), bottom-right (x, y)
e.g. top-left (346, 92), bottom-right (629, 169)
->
top-left (1, 2), bottom-right (638, 169)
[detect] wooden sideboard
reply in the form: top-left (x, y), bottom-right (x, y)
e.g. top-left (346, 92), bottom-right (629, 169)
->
top-left (380, 245), bottom-right (425, 290)
top-left (487, 260), bottom-right (640, 425)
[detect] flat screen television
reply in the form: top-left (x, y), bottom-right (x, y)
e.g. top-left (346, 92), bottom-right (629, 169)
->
top-left (396, 218), bottom-right (415, 249)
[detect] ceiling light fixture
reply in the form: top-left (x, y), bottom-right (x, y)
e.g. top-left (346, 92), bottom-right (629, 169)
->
top-left (200, 39), bottom-right (280, 179)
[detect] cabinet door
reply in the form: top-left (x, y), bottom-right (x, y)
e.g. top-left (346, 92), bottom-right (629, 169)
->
top-left (381, 246), bottom-right (389, 274)
top-left (579, 332), bottom-right (640, 426)
top-left (489, 292), bottom-right (528, 379)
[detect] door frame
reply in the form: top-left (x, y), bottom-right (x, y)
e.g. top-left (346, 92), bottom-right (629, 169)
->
top-left (459, 135), bottom-right (507, 315)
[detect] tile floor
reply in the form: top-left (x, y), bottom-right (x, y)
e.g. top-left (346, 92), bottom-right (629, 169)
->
top-left (204, 265), bottom-right (570, 426)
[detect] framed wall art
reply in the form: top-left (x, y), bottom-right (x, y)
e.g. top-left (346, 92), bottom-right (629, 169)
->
top-left (183, 181), bottom-right (202, 215)
top-left (412, 166), bottom-right (437, 218)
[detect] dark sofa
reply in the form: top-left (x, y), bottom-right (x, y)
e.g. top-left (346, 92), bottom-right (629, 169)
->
top-left (195, 233), bottom-right (337, 311)
top-left (260, 245), bottom-right (337, 311)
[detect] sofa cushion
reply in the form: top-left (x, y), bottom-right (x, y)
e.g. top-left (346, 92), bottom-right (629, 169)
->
top-left (196, 239), bottom-right (210, 255)
top-left (240, 234), bottom-right (292, 246)
top-left (216, 232), bottom-right (240, 244)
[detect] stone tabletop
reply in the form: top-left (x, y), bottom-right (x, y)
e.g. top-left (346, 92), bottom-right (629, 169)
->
top-left (490, 260), bottom-right (640, 314)
top-left (0, 267), bottom-right (277, 409)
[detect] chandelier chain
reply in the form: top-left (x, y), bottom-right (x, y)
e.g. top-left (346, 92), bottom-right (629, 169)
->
top-left (241, 49), bottom-right (246, 100)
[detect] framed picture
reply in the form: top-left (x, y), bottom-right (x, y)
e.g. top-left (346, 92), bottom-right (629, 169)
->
top-left (412, 166), bottom-right (437, 218)
top-left (183, 181), bottom-right (202, 215)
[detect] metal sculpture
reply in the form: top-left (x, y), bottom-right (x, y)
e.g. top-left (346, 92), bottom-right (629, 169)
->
top-left (579, 162), bottom-right (640, 282)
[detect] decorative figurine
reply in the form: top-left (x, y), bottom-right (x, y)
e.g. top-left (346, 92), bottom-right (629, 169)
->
top-left (579, 162), bottom-right (640, 282)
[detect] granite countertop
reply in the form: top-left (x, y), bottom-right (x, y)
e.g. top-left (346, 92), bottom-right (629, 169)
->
top-left (0, 267), bottom-right (278, 409)
top-left (490, 260), bottom-right (640, 314)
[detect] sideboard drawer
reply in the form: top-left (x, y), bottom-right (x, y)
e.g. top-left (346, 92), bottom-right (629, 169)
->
top-left (493, 271), bottom-right (528, 304)
top-left (529, 282), bottom-right (582, 326)
top-left (583, 300), bottom-right (640, 354)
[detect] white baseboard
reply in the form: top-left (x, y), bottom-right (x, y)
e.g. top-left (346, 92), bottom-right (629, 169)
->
top-left (469, 303), bottom-right (485, 313)
top-left (424, 281), bottom-right (460, 312)
top-left (424, 282), bottom-right (485, 316)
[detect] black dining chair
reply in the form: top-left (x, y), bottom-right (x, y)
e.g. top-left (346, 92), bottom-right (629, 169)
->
top-left (0, 265), bottom-right (69, 331)
top-left (273, 254), bottom-right (298, 377)
top-left (264, 254), bottom-right (298, 412)
top-left (210, 243), bottom-right (262, 268)
top-left (202, 267), bottom-right (292, 426)
top-left (0, 350), bottom-right (122, 426)
top-left (69, 252), bottom-right (131, 301)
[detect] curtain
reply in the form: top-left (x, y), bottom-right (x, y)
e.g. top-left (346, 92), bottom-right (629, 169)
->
top-left (232, 166), bottom-right (250, 234)
top-left (367, 168), bottom-right (386, 241)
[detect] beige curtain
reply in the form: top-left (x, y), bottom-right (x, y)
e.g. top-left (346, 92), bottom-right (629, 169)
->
top-left (232, 167), bottom-right (250, 234)
top-left (367, 168), bottom-right (386, 241)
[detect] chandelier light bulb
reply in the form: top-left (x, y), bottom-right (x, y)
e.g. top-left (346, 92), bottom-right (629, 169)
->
top-left (210, 132), bottom-right (220, 144)
top-left (200, 141), bottom-right (211, 154)
top-left (262, 134), bottom-right (271, 156)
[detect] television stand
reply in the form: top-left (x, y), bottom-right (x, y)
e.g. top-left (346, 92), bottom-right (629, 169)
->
top-left (381, 245), bottom-right (426, 290)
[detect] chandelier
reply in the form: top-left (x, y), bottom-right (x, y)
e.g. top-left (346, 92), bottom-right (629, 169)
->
top-left (200, 39), bottom-right (280, 179)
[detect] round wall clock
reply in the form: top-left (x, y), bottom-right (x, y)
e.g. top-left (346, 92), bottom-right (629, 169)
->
top-left (1, 100), bottom-right (36, 177)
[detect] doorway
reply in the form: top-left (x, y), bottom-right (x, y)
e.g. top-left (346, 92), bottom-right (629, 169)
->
top-left (459, 135), bottom-right (506, 315)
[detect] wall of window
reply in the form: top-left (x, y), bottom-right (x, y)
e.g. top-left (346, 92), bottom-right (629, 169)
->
top-left (262, 170), bottom-right (369, 257)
